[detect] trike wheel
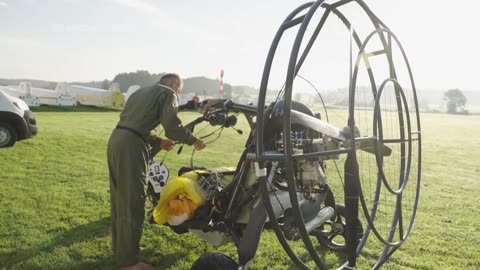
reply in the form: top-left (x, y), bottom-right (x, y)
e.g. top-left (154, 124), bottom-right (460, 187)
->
top-left (312, 204), bottom-right (362, 253)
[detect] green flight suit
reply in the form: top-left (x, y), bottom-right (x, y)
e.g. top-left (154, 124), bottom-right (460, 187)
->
top-left (107, 84), bottom-right (195, 266)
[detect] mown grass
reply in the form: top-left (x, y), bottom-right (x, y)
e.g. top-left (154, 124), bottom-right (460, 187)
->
top-left (0, 108), bottom-right (479, 270)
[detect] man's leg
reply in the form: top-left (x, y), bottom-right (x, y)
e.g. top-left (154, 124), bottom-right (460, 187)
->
top-left (108, 130), bottom-right (149, 267)
top-left (109, 172), bottom-right (118, 256)
top-left (108, 133), bottom-right (118, 257)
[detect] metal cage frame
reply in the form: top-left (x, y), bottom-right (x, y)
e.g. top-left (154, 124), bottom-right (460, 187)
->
top-left (255, 0), bottom-right (422, 269)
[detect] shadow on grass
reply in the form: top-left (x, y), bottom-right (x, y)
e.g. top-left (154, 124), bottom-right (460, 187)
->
top-left (0, 216), bottom-right (354, 270)
top-left (31, 105), bottom-right (122, 113)
top-left (358, 247), bottom-right (427, 270)
top-left (146, 250), bottom-right (194, 270)
top-left (0, 217), bottom-right (114, 270)
top-left (49, 256), bottom-right (115, 270)
top-left (287, 246), bottom-right (348, 270)
top-left (140, 225), bottom-right (209, 269)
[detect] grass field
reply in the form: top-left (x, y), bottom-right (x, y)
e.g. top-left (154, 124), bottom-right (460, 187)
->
top-left (0, 107), bottom-right (479, 270)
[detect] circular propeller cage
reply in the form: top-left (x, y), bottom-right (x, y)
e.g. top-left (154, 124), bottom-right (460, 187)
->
top-left (255, 0), bottom-right (422, 269)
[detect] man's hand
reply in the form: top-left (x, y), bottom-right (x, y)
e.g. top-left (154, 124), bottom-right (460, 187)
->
top-left (193, 138), bottom-right (206, 151)
top-left (160, 138), bottom-right (176, 151)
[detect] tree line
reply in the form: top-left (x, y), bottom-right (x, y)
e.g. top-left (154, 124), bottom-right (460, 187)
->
top-left (0, 72), bottom-right (471, 114)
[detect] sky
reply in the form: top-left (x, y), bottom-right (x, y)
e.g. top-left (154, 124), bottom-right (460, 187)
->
top-left (0, 0), bottom-right (479, 92)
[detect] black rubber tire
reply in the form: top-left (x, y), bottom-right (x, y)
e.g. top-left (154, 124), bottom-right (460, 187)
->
top-left (190, 253), bottom-right (239, 270)
top-left (0, 122), bottom-right (17, 148)
top-left (313, 204), bottom-right (347, 252)
top-left (322, 204), bottom-right (346, 252)
top-left (313, 204), bottom-right (364, 253)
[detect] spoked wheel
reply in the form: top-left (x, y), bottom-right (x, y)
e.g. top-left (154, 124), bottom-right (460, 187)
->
top-left (313, 204), bottom-right (347, 252)
top-left (313, 204), bottom-right (364, 253)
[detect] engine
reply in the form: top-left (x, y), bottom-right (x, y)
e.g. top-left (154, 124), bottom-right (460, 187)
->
top-left (255, 101), bottom-right (338, 239)
top-left (264, 100), bottom-right (337, 193)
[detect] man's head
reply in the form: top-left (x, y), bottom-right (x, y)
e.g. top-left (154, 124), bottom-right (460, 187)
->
top-left (159, 73), bottom-right (183, 95)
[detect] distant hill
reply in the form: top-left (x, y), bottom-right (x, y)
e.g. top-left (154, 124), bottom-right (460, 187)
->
top-left (0, 78), bottom-right (58, 89)
top-left (0, 70), bottom-right (260, 101)
top-left (299, 87), bottom-right (480, 113)
top-left (3, 73), bottom-right (479, 112)
top-left (183, 76), bottom-right (231, 97)
top-left (111, 71), bottom-right (257, 99)
top-left (0, 78), bottom-right (108, 90)
top-left (418, 89), bottom-right (480, 105)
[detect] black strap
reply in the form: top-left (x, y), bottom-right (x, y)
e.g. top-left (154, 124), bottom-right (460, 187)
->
top-left (115, 125), bottom-right (146, 142)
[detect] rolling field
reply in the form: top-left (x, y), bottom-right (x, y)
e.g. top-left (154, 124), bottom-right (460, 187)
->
top-left (0, 108), bottom-right (479, 270)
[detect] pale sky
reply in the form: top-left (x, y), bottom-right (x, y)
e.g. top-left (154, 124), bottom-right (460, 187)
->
top-left (0, 0), bottom-right (479, 92)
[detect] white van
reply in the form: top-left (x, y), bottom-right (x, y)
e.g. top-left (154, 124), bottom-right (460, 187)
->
top-left (0, 89), bottom-right (38, 147)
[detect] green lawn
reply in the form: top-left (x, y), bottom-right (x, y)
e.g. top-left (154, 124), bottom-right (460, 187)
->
top-left (0, 109), bottom-right (479, 270)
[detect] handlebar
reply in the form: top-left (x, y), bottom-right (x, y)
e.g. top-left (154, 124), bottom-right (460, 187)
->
top-left (178, 99), bottom-right (257, 114)
top-left (184, 115), bottom-right (206, 131)
top-left (175, 99), bottom-right (251, 155)
top-left (180, 99), bottom-right (257, 131)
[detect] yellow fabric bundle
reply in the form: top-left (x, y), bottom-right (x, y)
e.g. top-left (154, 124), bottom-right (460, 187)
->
top-left (153, 172), bottom-right (206, 225)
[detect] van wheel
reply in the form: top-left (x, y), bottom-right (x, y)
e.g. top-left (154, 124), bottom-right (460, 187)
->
top-left (0, 122), bottom-right (17, 148)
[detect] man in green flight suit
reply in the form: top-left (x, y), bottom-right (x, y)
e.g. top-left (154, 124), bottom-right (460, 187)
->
top-left (107, 73), bottom-right (206, 270)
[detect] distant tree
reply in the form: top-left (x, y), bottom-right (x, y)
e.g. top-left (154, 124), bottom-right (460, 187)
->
top-left (294, 92), bottom-right (302, 102)
top-left (224, 84), bottom-right (232, 99)
top-left (101, 79), bottom-right (110, 90)
top-left (112, 70), bottom-right (161, 92)
top-left (444, 88), bottom-right (467, 113)
top-left (183, 77), bottom-right (233, 97)
top-left (419, 97), bottom-right (430, 112)
top-left (101, 71), bottom-right (265, 98)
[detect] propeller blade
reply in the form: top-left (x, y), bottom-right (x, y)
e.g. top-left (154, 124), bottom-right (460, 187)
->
top-left (290, 110), bottom-right (391, 156)
top-left (358, 139), bottom-right (392, 156)
top-left (290, 110), bottom-right (346, 141)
